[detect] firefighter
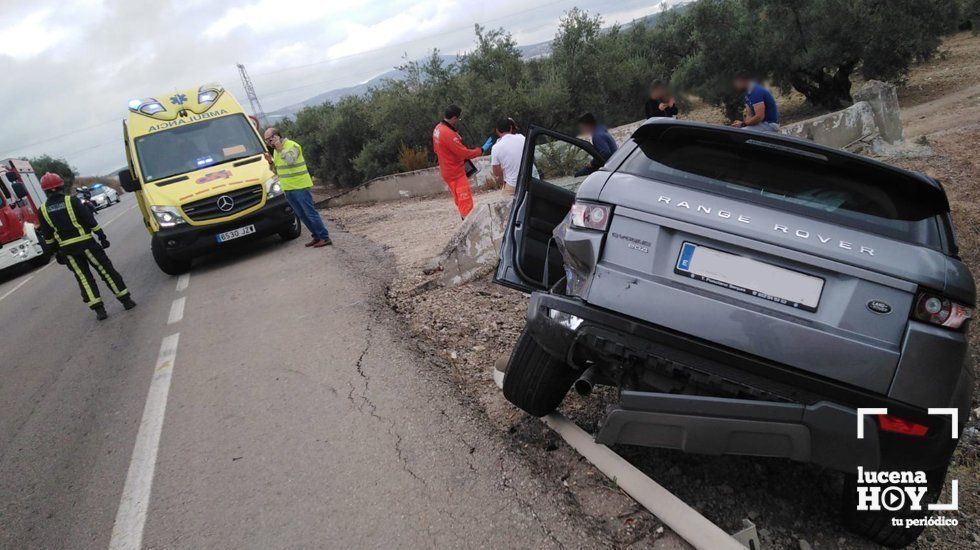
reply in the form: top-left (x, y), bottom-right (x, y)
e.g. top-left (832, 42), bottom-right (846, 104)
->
top-left (36, 173), bottom-right (136, 321)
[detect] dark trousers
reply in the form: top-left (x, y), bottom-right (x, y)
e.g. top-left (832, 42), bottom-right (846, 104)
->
top-left (63, 241), bottom-right (130, 309)
top-left (284, 189), bottom-right (330, 240)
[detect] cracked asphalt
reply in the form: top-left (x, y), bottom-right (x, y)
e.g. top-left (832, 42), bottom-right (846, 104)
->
top-left (0, 200), bottom-right (606, 548)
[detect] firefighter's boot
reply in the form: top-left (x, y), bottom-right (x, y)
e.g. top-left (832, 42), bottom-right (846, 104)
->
top-left (94, 305), bottom-right (109, 321)
top-left (121, 296), bottom-right (137, 310)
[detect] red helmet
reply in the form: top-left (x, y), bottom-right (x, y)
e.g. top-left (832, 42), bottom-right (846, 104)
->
top-left (40, 172), bottom-right (65, 191)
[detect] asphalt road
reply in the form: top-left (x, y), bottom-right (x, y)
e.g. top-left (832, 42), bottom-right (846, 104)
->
top-left (0, 197), bottom-right (602, 549)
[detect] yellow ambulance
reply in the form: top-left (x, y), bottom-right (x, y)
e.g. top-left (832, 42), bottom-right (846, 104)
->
top-left (119, 83), bottom-right (300, 275)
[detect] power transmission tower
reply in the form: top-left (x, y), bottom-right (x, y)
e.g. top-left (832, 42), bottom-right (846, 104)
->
top-left (237, 63), bottom-right (268, 128)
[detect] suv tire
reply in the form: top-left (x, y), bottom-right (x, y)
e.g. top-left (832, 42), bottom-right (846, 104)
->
top-left (503, 328), bottom-right (579, 417)
top-left (279, 216), bottom-right (302, 241)
top-left (151, 239), bottom-right (191, 276)
top-left (840, 465), bottom-right (948, 548)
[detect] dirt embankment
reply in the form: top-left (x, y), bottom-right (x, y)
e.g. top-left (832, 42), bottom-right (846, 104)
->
top-left (325, 31), bottom-right (980, 550)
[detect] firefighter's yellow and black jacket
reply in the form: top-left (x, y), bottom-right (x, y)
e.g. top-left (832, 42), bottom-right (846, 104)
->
top-left (37, 191), bottom-right (130, 309)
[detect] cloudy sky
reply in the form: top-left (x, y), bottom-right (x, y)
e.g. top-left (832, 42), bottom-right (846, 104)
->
top-left (0, 0), bottom-right (676, 176)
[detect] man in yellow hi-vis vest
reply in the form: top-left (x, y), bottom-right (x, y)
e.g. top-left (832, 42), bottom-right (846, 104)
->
top-left (36, 173), bottom-right (135, 321)
top-left (263, 128), bottom-right (332, 247)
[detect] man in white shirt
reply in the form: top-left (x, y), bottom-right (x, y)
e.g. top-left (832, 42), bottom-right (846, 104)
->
top-left (490, 118), bottom-right (526, 196)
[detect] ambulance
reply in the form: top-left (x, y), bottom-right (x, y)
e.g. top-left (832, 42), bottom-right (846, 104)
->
top-left (119, 83), bottom-right (300, 275)
top-left (0, 159), bottom-right (50, 273)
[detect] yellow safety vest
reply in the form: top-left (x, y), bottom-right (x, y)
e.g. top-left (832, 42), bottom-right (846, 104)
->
top-left (273, 139), bottom-right (314, 191)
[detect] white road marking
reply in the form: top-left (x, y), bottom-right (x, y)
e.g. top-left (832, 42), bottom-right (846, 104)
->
top-left (102, 205), bottom-right (137, 228)
top-left (108, 333), bottom-right (180, 550)
top-left (0, 275), bottom-right (33, 302)
top-left (167, 297), bottom-right (186, 325)
top-left (175, 273), bottom-right (190, 293)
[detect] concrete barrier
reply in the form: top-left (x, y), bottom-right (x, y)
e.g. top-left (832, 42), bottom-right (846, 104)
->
top-left (425, 197), bottom-right (511, 287)
top-left (780, 101), bottom-right (879, 150)
top-left (323, 156), bottom-right (494, 207)
top-left (853, 80), bottom-right (904, 144)
top-left (781, 80), bottom-right (905, 153)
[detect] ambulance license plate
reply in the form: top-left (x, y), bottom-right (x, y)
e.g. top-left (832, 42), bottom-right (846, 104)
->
top-left (216, 225), bottom-right (256, 243)
top-left (675, 242), bottom-right (824, 312)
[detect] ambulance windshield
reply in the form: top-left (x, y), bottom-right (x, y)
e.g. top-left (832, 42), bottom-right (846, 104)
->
top-left (134, 114), bottom-right (265, 183)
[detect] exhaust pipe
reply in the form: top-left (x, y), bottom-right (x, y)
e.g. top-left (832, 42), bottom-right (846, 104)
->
top-left (574, 366), bottom-right (597, 396)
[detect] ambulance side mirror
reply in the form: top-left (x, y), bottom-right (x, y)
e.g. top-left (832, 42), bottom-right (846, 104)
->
top-left (10, 181), bottom-right (28, 199)
top-left (118, 169), bottom-right (141, 193)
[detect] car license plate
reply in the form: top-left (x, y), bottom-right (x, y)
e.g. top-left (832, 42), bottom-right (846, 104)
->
top-left (216, 225), bottom-right (256, 243)
top-left (675, 242), bottom-right (824, 312)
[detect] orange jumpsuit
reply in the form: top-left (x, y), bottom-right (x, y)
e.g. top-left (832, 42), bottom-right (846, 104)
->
top-left (432, 121), bottom-right (482, 219)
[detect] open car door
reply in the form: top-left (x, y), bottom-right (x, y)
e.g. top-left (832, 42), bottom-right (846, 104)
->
top-left (495, 126), bottom-right (605, 293)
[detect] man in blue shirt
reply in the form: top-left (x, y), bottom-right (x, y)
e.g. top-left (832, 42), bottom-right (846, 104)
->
top-left (732, 73), bottom-right (780, 132)
top-left (575, 113), bottom-right (618, 176)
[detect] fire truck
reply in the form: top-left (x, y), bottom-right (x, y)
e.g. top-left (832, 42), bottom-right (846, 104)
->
top-left (0, 159), bottom-right (50, 272)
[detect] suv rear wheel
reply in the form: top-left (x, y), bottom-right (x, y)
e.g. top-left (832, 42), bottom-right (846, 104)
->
top-left (502, 328), bottom-right (578, 417)
top-left (151, 239), bottom-right (191, 276)
top-left (840, 465), bottom-right (949, 548)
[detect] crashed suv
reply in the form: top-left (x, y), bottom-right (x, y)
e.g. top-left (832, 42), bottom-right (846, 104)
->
top-left (495, 120), bottom-right (974, 548)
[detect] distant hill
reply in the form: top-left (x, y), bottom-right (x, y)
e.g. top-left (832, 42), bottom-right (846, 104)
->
top-left (269, 9), bottom-right (675, 119)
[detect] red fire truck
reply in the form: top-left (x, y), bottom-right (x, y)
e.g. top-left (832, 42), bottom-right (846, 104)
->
top-left (0, 158), bottom-right (50, 272)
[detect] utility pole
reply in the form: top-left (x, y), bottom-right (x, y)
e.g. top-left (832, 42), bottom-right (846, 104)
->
top-left (237, 63), bottom-right (268, 129)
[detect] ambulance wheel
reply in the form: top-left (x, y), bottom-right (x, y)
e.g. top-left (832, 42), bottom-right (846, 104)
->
top-left (840, 465), bottom-right (948, 548)
top-left (151, 240), bottom-right (191, 276)
top-left (278, 216), bottom-right (302, 241)
top-left (502, 328), bottom-right (578, 417)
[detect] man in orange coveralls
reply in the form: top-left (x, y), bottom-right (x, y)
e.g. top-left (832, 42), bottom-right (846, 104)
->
top-left (432, 104), bottom-right (489, 219)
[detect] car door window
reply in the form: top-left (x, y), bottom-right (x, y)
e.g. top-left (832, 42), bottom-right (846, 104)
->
top-left (496, 127), bottom-right (605, 292)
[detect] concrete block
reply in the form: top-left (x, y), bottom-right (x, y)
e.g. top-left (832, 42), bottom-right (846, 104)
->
top-left (853, 80), bottom-right (904, 144)
top-left (781, 101), bottom-right (879, 151)
top-left (436, 198), bottom-right (512, 287)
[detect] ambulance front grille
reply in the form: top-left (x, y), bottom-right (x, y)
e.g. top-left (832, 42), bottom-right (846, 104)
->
top-left (182, 185), bottom-right (263, 222)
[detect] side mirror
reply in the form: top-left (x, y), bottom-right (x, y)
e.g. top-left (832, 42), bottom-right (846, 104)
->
top-left (118, 169), bottom-right (140, 193)
top-left (10, 182), bottom-right (28, 199)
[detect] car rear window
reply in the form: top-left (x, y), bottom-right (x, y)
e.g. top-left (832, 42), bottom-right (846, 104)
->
top-left (619, 125), bottom-right (949, 246)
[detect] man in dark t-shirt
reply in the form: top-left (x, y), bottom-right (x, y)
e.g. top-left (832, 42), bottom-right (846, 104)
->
top-left (644, 80), bottom-right (678, 119)
top-left (732, 73), bottom-right (780, 132)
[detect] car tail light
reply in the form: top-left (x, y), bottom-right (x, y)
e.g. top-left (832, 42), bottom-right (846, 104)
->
top-left (913, 290), bottom-right (973, 330)
top-left (569, 201), bottom-right (612, 231)
top-left (877, 414), bottom-right (929, 437)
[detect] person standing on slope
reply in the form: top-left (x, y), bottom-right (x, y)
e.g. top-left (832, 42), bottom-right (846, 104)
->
top-left (432, 104), bottom-right (490, 219)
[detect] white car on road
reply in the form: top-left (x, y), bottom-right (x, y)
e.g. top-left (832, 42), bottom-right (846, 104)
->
top-left (86, 184), bottom-right (119, 210)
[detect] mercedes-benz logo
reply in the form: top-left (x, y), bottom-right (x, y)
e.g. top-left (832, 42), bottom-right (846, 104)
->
top-left (216, 195), bottom-right (235, 212)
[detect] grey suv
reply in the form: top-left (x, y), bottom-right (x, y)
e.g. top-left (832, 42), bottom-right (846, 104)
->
top-left (495, 120), bottom-right (974, 547)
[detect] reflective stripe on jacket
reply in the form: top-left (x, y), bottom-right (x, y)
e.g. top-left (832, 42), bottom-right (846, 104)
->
top-left (273, 139), bottom-right (314, 191)
top-left (38, 192), bottom-right (103, 249)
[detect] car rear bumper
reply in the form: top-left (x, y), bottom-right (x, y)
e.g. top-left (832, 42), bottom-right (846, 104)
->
top-left (525, 291), bottom-right (959, 473)
top-left (152, 196), bottom-right (295, 260)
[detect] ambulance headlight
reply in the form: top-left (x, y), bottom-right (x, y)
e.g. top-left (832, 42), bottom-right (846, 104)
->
top-left (151, 205), bottom-right (187, 227)
top-left (265, 176), bottom-right (283, 198)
